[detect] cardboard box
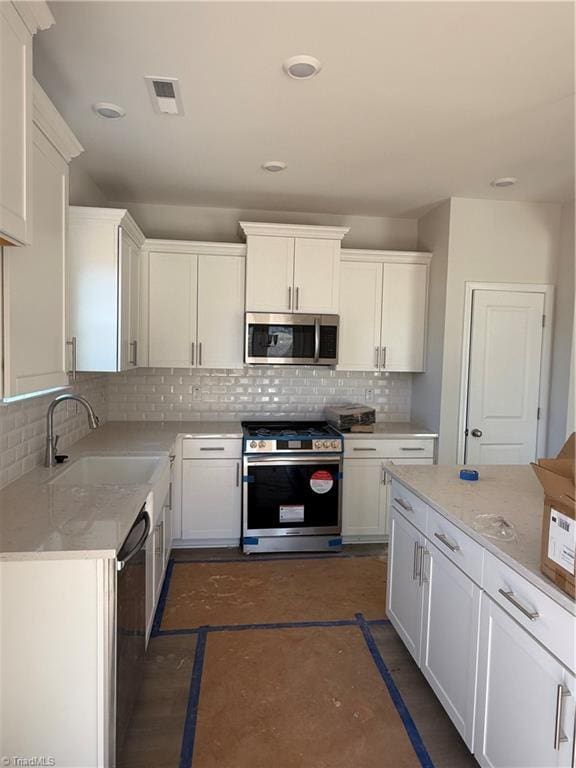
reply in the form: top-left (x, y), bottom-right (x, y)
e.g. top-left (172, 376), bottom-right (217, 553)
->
top-left (531, 433), bottom-right (576, 598)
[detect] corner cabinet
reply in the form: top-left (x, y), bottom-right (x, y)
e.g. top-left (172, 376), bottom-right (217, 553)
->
top-left (240, 222), bottom-right (349, 314)
top-left (68, 207), bottom-right (145, 372)
top-left (338, 251), bottom-right (431, 372)
top-left (2, 80), bottom-right (83, 399)
top-left (0, 1), bottom-right (54, 246)
top-left (141, 240), bottom-right (246, 369)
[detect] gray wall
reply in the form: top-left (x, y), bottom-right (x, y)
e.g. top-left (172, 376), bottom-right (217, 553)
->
top-left (548, 201), bottom-right (575, 455)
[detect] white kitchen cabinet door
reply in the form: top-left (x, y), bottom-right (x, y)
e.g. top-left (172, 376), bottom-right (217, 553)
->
top-left (420, 541), bottom-right (481, 749)
top-left (153, 507), bottom-right (165, 603)
top-left (2, 127), bottom-right (68, 397)
top-left (118, 227), bottom-right (141, 371)
top-left (386, 506), bottom-right (425, 665)
top-left (380, 262), bottom-right (428, 372)
top-left (197, 254), bottom-right (245, 368)
top-left (338, 261), bottom-right (383, 371)
top-left (293, 237), bottom-right (340, 314)
top-left (148, 251), bottom-right (198, 368)
top-left (342, 459), bottom-right (388, 537)
top-left (0, 3), bottom-right (32, 246)
top-left (181, 458), bottom-right (242, 541)
top-left (474, 595), bottom-right (574, 768)
top-left (245, 235), bottom-right (294, 312)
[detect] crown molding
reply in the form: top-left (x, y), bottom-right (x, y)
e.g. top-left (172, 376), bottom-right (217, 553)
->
top-left (69, 207), bottom-right (145, 247)
top-left (13, 0), bottom-right (54, 34)
top-left (143, 239), bottom-right (246, 257)
top-left (239, 221), bottom-right (350, 241)
top-left (341, 248), bottom-right (432, 264)
top-left (33, 80), bottom-right (83, 162)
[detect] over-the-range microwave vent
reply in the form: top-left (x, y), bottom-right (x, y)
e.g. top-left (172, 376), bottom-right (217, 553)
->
top-left (145, 76), bottom-right (184, 116)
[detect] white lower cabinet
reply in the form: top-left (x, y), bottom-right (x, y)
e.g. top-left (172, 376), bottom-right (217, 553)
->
top-left (181, 454), bottom-right (242, 543)
top-left (420, 540), bottom-right (481, 749)
top-left (342, 459), bottom-right (388, 538)
top-left (387, 506), bottom-right (426, 664)
top-left (475, 594), bottom-right (576, 768)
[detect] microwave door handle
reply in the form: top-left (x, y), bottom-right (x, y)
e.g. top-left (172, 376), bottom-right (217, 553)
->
top-left (314, 317), bottom-right (321, 363)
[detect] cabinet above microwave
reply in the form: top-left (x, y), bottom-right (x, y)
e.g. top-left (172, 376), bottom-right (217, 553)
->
top-left (240, 222), bottom-right (349, 315)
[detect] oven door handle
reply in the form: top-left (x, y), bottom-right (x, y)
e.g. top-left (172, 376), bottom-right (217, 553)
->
top-left (314, 317), bottom-right (321, 364)
top-left (117, 507), bottom-right (151, 572)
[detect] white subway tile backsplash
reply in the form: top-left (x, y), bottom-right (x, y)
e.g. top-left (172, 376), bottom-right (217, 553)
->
top-left (106, 367), bottom-right (412, 423)
top-left (0, 375), bottom-right (108, 490)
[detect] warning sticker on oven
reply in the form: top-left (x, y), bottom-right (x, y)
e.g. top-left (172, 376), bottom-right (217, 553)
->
top-left (310, 470), bottom-right (334, 494)
top-left (548, 508), bottom-right (576, 574)
top-left (280, 505), bottom-right (305, 523)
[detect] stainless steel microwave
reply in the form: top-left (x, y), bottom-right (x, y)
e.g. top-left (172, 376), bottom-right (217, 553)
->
top-left (245, 312), bottom-right (339, 366)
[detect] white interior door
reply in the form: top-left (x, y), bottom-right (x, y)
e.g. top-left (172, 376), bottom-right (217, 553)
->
top-left (465, 289), bottom-right (545, 465)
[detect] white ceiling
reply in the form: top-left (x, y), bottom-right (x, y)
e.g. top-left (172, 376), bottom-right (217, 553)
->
top-left (35, 1), bottom-right (575, 217)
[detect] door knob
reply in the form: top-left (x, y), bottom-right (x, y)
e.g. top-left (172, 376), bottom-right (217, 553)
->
top-left (471, 428), bottom-right (483, 437)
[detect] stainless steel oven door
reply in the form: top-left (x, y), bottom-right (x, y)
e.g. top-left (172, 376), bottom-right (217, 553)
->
top-left (245, 312), bottom-right (339, 365)
top-left (243, 455), bottom-right (342, 537)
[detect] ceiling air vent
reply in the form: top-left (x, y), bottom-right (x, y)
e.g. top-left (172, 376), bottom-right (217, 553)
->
top-left (145, 76), bottom-right (184, 116)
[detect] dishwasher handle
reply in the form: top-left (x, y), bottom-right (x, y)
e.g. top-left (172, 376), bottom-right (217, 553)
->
top-left (117, 506), bottom-right (151, 572)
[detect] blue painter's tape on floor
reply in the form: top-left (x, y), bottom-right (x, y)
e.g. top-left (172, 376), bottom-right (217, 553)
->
top-left (151, 558), bottom-right (175, 637)
top-left (179, 628), bottom-right (208, 768)
top-left (355, 612), bottom-right (435, 768)
top-left (157, 618), bottom-right (362, 637)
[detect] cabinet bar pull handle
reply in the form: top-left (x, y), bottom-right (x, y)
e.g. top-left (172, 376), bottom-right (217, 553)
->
top-left (198, 342), bottom-right (203, 366)
top-left (353, 447), bottom-right (377, 452)
top-left (375, 347), bottom-right (379, 368)
top-left (554, 684), bottom-right (570, 750)
top-left (288, 286), bottom-right (292, 310)
top-left (419, 547), bottom-right (428, 586)
top-left (381, 346), bottom-right (387, 368)
top-left (200, 446), bottom-right (225, 451)
top-left (191, 342), bottom-right (195, 366)
top-left (497, 588), bottom-right (540, 621)
top-left (401, 447), bottom-right (425, 451)
top-left (66, 337), bottom-right (77, 380)
top-left (434, 532), bottom-right (461, 552)
top-left (381, 463), bottom-right (387, 484)
top-left (393, 497), bottom-right (413, 512)
top-left (412, 542), bottom-right (420, 581)
top-left (130, 340), bottom-right (138, 366)
top-left (295, 286), bottom-right (300, 310)
top-left (236, 462), bottom-right (240, 487)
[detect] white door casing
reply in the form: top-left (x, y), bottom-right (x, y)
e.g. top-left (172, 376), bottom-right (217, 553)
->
top-left (465, 288), bottom-right (547, 464)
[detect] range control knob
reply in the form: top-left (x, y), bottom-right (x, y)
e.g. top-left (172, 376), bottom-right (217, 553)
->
top-left (322, 441), bottom-right (329, 449)
top-left (258, 440), bottom-right (266, 448)
top-left (250, 441), bottom-right (257, 448)
top-left (331, 440), bottom-right (339, 449)
top-left (314, 440), bottom-right (321, 449)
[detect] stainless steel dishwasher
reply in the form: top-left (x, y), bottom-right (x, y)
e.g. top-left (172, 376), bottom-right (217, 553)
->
top-left (115, 504), bottom-right (150, 760)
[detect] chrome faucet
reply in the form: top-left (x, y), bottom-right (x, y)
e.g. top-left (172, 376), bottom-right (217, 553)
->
top-left (45, 394), bottom-right (99, 467)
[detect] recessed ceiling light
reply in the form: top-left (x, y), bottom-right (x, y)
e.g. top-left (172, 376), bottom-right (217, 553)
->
top-left (491, 176), bottom-right (518, 188)
top-left (262, 160), bottom-right (287, 173)
top-left (92, 102), bottom-right (125, 119)
top-left (283, 55), bottom-right (322, 80)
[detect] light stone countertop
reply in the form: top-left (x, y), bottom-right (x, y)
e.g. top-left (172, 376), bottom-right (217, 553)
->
top-left (385, 464), bottom-right (575, 614)
top-left (0, 420), bottom-right (242, 562)
top-left (339, 422), bottom-right (438, 439)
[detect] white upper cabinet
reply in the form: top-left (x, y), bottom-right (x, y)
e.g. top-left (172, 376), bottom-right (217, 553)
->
top-left (68, 208), bottom-right (145, 373)
top-left (145, 241), bottom-right (246, 369)
top-left (0, 2), bottom-right (53, 246)
top-left (339, 251), bottom-right (431, 373)
top-left (240, 222), bottom-right (349, 314)
top-left (2, 81), bottom-right (82, 399)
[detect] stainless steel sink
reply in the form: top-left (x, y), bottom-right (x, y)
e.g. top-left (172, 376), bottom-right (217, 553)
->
top-left (50, 455), bottom-right (166, 486)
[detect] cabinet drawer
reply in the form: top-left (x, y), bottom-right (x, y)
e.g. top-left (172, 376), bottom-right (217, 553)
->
top-left (389, 479), bottom-right (429, 533)
top-left (182, 438), bottom-right (242, 459)
top-left (426, 507), bottom-right (484, 585)
top-left (344, 438), bottom-right (434, 459)
top-left (483, 551), bottom-right (575, 672)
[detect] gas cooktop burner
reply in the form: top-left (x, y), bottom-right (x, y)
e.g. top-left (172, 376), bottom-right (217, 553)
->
top-left (243, 421), bottom-right (337, 439)
top-left (242, 421), bottom-right (343, 454)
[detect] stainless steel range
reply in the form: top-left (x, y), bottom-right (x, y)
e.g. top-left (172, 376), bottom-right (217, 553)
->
top-left (242, 421), bottom-right (343, 554)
